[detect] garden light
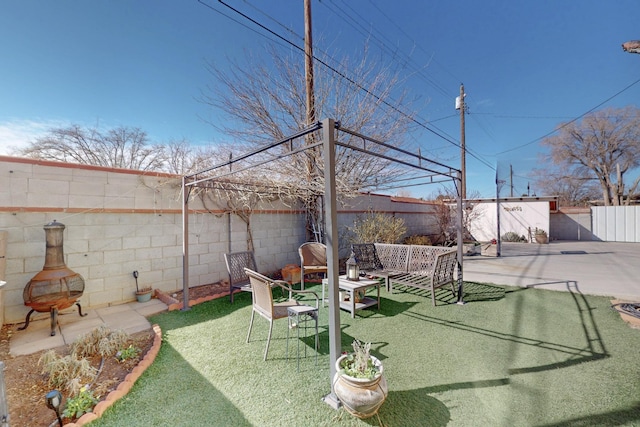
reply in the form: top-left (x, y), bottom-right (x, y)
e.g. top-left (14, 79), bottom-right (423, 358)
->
top-left (45, 390), bottom-right (63, 426)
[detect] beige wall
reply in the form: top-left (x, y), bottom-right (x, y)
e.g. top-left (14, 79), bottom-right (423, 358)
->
top-left (0, 156), bottom-right (436, 324)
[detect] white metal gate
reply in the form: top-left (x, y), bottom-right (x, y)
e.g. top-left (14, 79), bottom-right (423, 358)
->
top-left (591, 206), bottom-right (640, 242)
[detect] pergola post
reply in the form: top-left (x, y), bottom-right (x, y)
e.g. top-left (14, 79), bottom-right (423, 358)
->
top-left (456, 170), bottom-right (465, 304)
top-left (181, 175), bottom-right (190, 311)
top-left (321, 118), bottom-right (342, 409)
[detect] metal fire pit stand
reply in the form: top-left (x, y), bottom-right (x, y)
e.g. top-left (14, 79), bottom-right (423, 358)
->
top-left (18, 302), bottom-right (86, 336)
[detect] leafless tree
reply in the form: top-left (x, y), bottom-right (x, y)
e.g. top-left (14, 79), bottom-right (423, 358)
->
top-left (199, 43), bottom-right (419, 240)
top-left (531, 165), bottom-right (600, 207)
top-left (17, 124), bottom-right (168, 171)
top-left (539, 106), bottom-right (640, 206)
top-left (429, 189), bottom-right (481, 244)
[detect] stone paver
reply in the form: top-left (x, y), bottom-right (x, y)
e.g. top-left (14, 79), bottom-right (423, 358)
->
top-left (9, 298), bottom-right (168, 356)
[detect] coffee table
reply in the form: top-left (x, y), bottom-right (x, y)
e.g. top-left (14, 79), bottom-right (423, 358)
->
top-left (322, 275), bottom-right (381, 318)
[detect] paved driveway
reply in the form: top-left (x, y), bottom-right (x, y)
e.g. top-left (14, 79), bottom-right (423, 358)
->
top-left (462, 241), bottom-right (640, 301)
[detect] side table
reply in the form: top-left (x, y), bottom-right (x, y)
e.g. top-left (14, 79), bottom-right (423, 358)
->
top-left (286, 305), bottom-right (319, 371)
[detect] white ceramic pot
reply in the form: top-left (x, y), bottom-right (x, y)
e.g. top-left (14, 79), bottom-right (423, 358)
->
top-left (333, 355), bottom-right (388, 418)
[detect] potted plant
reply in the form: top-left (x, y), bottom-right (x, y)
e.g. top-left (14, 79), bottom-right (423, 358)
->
top-left (333, 340), bottom-right (388, 419)
top-left (133, 271), bottom-right (153, 303)
top-left (534, 228), bottom-right (548, 244)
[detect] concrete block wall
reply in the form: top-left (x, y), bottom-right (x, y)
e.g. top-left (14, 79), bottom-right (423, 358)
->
top-left (0, 156), bottom-right (439, 324)
top-left (551, 207), bottom-right (593, 241)
top-left (338, 193), bottom-right (438, 247)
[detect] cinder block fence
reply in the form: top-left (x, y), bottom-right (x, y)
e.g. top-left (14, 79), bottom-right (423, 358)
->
top-left (0, 156), bottom-right (437, 324)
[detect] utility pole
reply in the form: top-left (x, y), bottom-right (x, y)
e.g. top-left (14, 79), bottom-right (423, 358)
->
top-left (456, 84), bottom-right (466, 200)
top-left (510, 164), bottom-right (513, 197)
top-left (303, 0), bottom-right (321, 242)
top-left (304, 0), bottom-right (316, 128)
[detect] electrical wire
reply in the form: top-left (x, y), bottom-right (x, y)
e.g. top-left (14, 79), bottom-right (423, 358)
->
top-left (199, 0), bottom-right (496, 173)
top-left (208, 1), bottom-right (464, 149)
top-left (320, 0), bottom-right (452, 99)
top-left (495, 76), bottom-right (640, 155)
top-left (366, 0), bottom-right (461, 88)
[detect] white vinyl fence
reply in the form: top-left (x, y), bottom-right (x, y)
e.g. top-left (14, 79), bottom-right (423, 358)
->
top-left (592, 206), bottom-right (640, 242)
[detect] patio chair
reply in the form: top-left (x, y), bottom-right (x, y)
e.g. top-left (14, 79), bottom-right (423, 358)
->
top-left (351, 243), bottom-right (392, 290)
top-left (299, 242), bottom-right (327, 290)
top-left (244, 268), bottom-right (319, 361)
top-left (224, 251), bottom-right (257, 303)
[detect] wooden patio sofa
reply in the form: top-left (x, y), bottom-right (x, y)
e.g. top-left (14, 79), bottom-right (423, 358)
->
top-left (351, 243), bottom-right (458, 306)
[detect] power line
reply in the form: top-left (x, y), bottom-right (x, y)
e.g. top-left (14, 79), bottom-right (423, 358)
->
top-left (200, 0), bottom-right (496, 172)
top-left (196, 0), bottom-right (290, 49)
top-left (495, 76), bottom-right (640, 155)
top-left (320, 0), bottom-right (452, 99)
top-left (365, 0), bottom-right (461, 91)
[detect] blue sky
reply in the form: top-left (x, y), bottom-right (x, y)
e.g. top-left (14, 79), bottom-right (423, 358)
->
top-left (1, 1), bottom-right (639, 198)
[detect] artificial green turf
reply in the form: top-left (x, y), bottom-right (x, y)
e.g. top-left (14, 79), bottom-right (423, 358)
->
top-left (90, 282), bottom-right (640, 426)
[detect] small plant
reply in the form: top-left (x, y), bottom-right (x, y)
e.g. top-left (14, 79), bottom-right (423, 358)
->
top-left (502, 231), bottom-right (526, 242)
top-left (72, 326), bottom-right (129, 358)
top-left (38, 350), bottom-right (97, 389)
top-left (403, 235), bottom-right (432, 245)
top-left (62, 386), bottom-right (99, 420)
top-left (339, 340), bottom-right (380, 380)
top-left (535, 228), bottom-right (547, 236)
top-left (116, 345), bottom-right (140, 362)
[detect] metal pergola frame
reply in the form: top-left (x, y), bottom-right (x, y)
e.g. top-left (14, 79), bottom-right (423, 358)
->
top-left (181, 118), bottom-right (464, 408)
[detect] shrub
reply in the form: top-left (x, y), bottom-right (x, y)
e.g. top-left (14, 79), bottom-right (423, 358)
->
top-left (403, 235), bottom-right (432, 245)
top-left (38, 351), bottom-right (97, 389)
top-left (502, 231), bottom-right (525, 242)
top-left (347, 211), bottom-right (406, 244)
top-left (39, 326), bottom-right (131, 394)
top-left (72, 326), bottom-right (129, 358)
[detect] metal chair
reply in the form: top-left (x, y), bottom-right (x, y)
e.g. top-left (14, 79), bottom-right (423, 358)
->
top-left (352, 243), bottom-right (392, 290)
top-left (299, 242), bottom-right (327, 290)
top-left (224, 251), bottom-right (257, 303)
top-left (245, 268), bottom-right (319, 361)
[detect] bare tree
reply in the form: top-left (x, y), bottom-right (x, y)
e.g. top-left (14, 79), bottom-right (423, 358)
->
top-left (17, 124), bottom-right (168, 171)
top-left (539, 106), bottom-right (640, 206)
top-left (429, 189), bottom-right (481, 245)
top-left (531, 164), bottom-right (600, 207)
top-left (199, 43), bottom-right (419, 240)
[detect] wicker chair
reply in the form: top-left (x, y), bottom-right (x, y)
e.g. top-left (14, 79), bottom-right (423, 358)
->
top-left (298, 242), bottom-right (328, 290)
top-left (244, 268), bottom-right (319, 361)
top-left (224, 251), bottom-right (257, 303)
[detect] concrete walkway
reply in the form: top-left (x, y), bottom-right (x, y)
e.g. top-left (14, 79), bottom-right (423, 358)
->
top-left (462, 240), bottom-right (640, 301)
top-left (9, 298), bottom-right (168, 356)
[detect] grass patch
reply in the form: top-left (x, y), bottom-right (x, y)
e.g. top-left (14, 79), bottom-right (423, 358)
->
top-left (91, 283), bottom-right (640, 426)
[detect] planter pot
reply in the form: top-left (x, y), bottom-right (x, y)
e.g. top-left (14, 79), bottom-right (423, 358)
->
top-left (339, 290), bottom-right (365, 303)
top-left (333, 355), bottom-right (388, 419)
top-left (462, 243), bottom-right (477, 256)
top-left (135, 289), bottom-right (153, 303)
top-left (535, 234), bottom-right (548, 244)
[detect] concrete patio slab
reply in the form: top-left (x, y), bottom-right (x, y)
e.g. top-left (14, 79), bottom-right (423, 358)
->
top-left (462, 241), bottom-right (640, 301)
top-left (9, 298), bottom-right (168, 356)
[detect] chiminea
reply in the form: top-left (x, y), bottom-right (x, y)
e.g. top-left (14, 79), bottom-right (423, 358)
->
top-left (19, 220), bottom-right (86, 336)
